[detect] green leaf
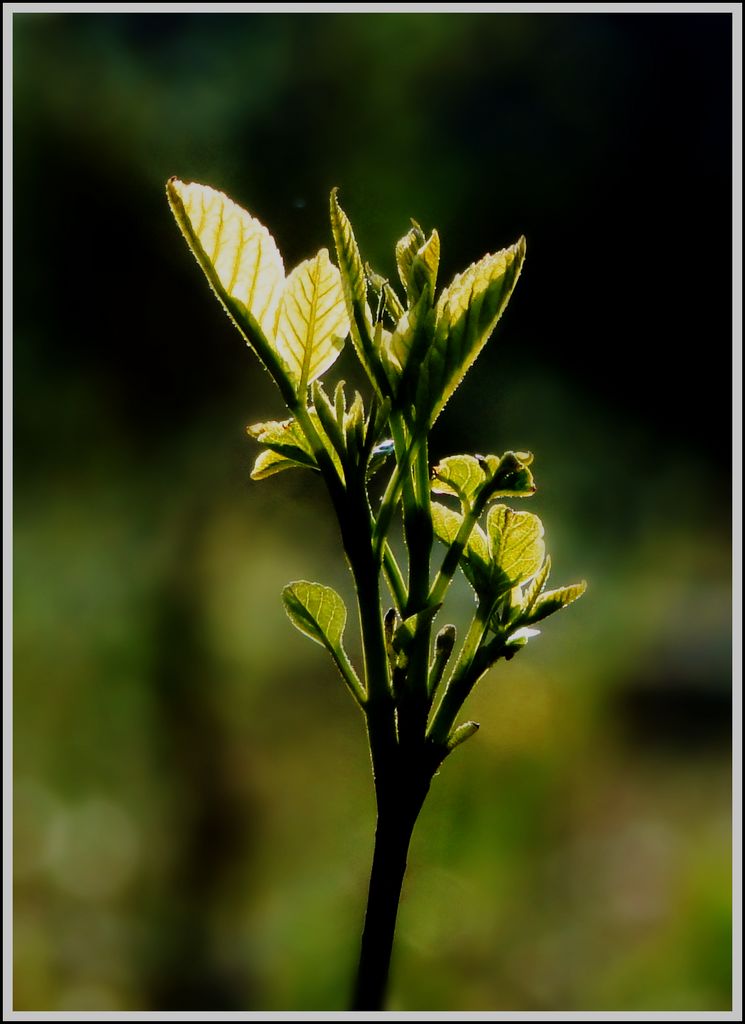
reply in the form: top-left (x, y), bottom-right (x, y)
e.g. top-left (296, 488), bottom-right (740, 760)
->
top-left (411, 229), bottom-right (440, 299)
top-left (520, 555), bottom-right (552, 616)
top-left (416, 237), bottom-right (526, 424)
top-left (383, 282), bottom-right (405, 323)
top-left (330, 189), bottom-right (386, 394)
top-left (250, 449), bottom-right (312, 481)
top-left (282, 580), bottom-right (365, 705)
top-left (431, 451), bottom-right (536, 510)
top-left (311, 381), bottom-right (347, 460)
top-left (247, 413), bottom-right (343, 479)
top-left (446, 720), bottom-right (480, 752)
top-left (486, 504), bottom-right (545, 593)
top-left (480, 451), bottom-right (536, 500)
top-left (396, 222), bottom-right (426, 297)
top-left (522, 581), bottom-right (587, 625)
top-left (275, 249), bottom-right (349, 391)
top-left (396, 222), bottom-right (440, 304)
top-left (246, 418), bottom-right (316, 467)
top-left (517, 552), bottom-right (552, 614)
top-left (167, 179), bottom-right (289, 378)
top-left (431, 454), bottom-right (487, 507)
top-left (282, 580), bottom-right (348, 652)
top-left (431, 502), bottom-right (490, 593)
top-left (385, 287), bottom-right (435, 383)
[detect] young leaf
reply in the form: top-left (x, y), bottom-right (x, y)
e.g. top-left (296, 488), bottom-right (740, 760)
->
top-left (431, 454), bottom-right (487, 507)
top-left (247, 418), bottom-right (316, 465)
top-left (396, 221), bottom-right (440, 305)
top-left (250, 448), bottom-right (313, 480)
top-left (330, 190), bottom-right (387, 395)
top-left (396, 222), bottom-right (426, 298)
top-left (432, 451), bottom-right (536, 511)
top-left (411, 229), bottom-right (440, 300)
top-left (520, 555), bottom-right (552, 616)
top-left (248, 413), bottom-right (343, 479)
top-left (486, 505), bottom-right (545, 593)
top-left (431, 502), bottom-right (490, 593)
top-left (311, 381), bottom-right (347, 460)
top-left (166, 179), bottom-right (288, 374)
top-left (274, 249), bottom-right (350, 391)
top-left (282, 580), bottom-right (348, 651)
top-left (479, 451), bottom-right (536, 500)
top-left (416, 238), bottom-right (526, 425)
top-left (446, 720), bottom-right (480, 752)
top-left (282, 581), bottom-right (365, 705)
top-left (385, 287), bottom-right (435, 383)
top-left (383, 282), bottom-right (405, 323)
top-left (522, 581), bottom-right (587, 625)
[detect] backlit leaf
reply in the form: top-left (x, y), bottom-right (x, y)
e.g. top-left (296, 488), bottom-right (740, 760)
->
top-left (486, 504), bottom-right (545, 593)
top-left (247, 413), bottom-right (343, 479)
top-left (274, 249), bottom-right (349, 389)
top-left (417, 238), bottom-right (526, 424)
top-left (385, 287), bottom-right (435, 381)
top-left (522, 581), bottom-right (587, 624)
top-left (396, 222), bottom-right (426, 298)
top-left (282, 580), bottom-right (348, 653)
top-left (396, 221), bottom-right (440, 304)
top-left (431, 502), bottom-right (490, 593)
top-left (250, 449), bottom-right (312, 480)
top-left (432, 451), bottom-right (536, 509)
top-left (330, 190), bottom-right (385, 393)
top-left (520, 555), bottom-right (552, 616)
top-left (431, 455), bottom-right (486, 506)
top-left (167, 178), bottom-right (285, 347)
top-left (480, 451), bottom-right (536, 500)
top-left (246, 418), bottom-right (316, 467)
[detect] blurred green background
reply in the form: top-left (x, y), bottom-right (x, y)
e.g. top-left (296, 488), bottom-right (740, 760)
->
top-left (13, 12), bottom-right (732, 1012)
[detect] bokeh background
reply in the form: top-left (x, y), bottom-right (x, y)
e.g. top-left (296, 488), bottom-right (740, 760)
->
top-left (13, 12), bottom-right (733, 1012)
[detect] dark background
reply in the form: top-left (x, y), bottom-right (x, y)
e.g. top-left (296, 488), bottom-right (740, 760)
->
top-left (13, 13), bottom-right (732, 1011)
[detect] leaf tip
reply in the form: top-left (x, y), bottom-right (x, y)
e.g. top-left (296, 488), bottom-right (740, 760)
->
top-left (446, 720), bottom-right (480, 752)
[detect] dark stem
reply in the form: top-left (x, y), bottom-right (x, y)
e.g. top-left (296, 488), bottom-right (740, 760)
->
top-left (351, 779), bottom-right (430, 1011)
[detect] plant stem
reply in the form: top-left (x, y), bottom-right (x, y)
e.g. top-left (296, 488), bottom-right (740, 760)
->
top-left (351, 783), bottom-right (428, 1010)
top-left (427, 602), bottom-right (491, 746)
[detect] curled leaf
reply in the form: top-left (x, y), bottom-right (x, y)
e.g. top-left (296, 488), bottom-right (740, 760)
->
top-left (432, 451), bottom-right (536, 510)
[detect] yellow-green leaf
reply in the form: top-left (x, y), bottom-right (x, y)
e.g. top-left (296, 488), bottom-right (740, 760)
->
top-left (412, 228), bottom-right (440, 298)
top-left (385, 287), bottom-right (435, 381)
top-left (250, 449), bottom-right (312, 481)
top-left (247, 413), bottom-right (343, 480)
top-left (417, 237), bottom-right (526, 424)
top-left (523, 581), bottom-right (587, 625)
top-left (432, 451), bottom-right (536, 510)
top-left (396, 223), bottom-right (425, 297)
top-left (431, 501), bottom-right (490, 593)
top-left (274, 249), bottom-right (349, 390)
top-left (167, 179), bottom-right (285, 344)
top-left (330, 189), bottom-right (386, 394)
top-left (481, 451), bottom-right (536, 500)
top-left (282, 580), bottom-right (348, 652)
top-left (520, 555), bottom-right (552, 614)
top-left (486, 504), bottom-right (545, 592)
top-left (247, 418), bottom-right (316, 466)
top-left (431, 454), bottom-right (487, 506)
